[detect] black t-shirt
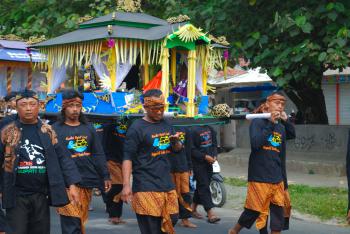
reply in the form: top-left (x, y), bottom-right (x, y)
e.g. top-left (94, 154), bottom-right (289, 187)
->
top-left (53, 123), bottom-right (109, 188)
top-left (191, 125), bottom-right (218, 165)
top-left (169, 126), bottom-right (192, 172)
top-left (104, 119), bottom-right (130, 163)
top-left (247, 119), bottom-right (287, 185)
top-left (123, 119), bottom-right (175, 192)
top-left (92, 122), bottom-right (105, 143)
top-left (16, 123), bottom-right (48, 195)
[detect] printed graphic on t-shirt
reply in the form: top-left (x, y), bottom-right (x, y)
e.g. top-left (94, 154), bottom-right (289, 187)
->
top-left (200, 131), bottom-right (212, 148)
top-left (93, 122), bottom-right (103, 133)
top-left (114, 123), bottom-right (128, 138)
top-left (151, 132), bottom-right (171, 157)
top-left (18, 139), bottom-right (46, 174)
top-left (263, 131), bottom-right (282, 153)
top-left (177, 131), bottom-right (185, 144)
top-left (66, 135), bottom-right (91, 157)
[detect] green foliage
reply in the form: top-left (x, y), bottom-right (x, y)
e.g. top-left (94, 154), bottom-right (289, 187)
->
top-left (0, 0), bottom-right (117, 38)
top-left (139, 1), bottom-right (350, 91)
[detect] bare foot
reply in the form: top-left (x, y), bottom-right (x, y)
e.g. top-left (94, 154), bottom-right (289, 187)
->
top-left (109, 217), bottom-right (126, 225)
top-left (180, 219), bottom-right (197, 228)
top-left (228, 228), bottom-right (237, 234)
top-left (192, 211), bottom-right (203, 219)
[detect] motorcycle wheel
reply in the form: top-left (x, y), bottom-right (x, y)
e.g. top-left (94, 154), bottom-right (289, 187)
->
top-left (209, 180), bottom-right (227, 207)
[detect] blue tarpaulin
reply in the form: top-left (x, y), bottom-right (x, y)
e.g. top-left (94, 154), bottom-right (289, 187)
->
top-left (230, 85), bottom-right (277, 93)
top-left (0, 48), bottom-right (45, 62)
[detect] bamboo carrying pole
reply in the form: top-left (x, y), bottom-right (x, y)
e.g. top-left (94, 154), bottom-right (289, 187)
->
top-left (160, 48), bottom-right (170, 111)
top-left (186, 50), bottom-right (196, 117)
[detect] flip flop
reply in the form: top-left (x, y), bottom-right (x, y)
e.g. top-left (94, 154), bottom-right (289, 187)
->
top-left (207, 216), bottom-right (221, 224)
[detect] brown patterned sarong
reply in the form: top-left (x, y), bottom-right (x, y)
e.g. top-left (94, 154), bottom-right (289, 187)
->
top-left (244, 181), bottom-right (285, 230)
top-left (171, 172), bottom-right (192, 212)
top-left (57, 187), bottom-right (92, 234)
top-left (107, 160), bottom-right (123, 184)
top-left (107, 160), bottom-right (123, 203)
top-left (283, 190), bottom-right (292, 218)
top-left (132, 190), bottom-right (179, 234)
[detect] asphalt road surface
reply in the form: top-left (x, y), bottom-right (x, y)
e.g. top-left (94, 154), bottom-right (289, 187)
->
top-left (50, 197), bottom-right (349, 234)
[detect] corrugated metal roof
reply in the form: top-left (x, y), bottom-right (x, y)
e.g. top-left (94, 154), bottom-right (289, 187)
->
top-left (80, 12), bottom-right (168, 26)
top-left (0, 40), bottom-right (27, 49)
top-left (32, 23), bottom-right (184, 47)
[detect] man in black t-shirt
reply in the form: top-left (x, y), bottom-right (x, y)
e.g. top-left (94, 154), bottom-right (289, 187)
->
top-left (53, 89), bottom-right (111, 234)
top-left (103, 118), bottom-right (130, 225)
top-left (121, 89), bottom-right (182, 234)
top-left (169, 126), bottom-right (196, 228)
top-left (0, 90), bottom-right (81, 234)
top-left (229, 92), bottom-right (290, 234)
top-left (191, 125), bottom-right (220, 224)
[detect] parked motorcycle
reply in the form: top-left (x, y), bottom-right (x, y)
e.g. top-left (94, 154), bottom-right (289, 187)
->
top-left (190, 161), bottom-right (227, 208)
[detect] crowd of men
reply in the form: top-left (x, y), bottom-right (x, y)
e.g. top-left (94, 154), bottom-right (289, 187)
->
top-left (0, 88), bottom-right (348, 234)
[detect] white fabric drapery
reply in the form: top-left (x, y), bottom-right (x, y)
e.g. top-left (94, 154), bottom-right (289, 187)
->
top-left (12, 68), bottom-right (28, 91)
top-left (195, 62), bottom-right (203, 95)
top-left (115, 62), bottom-right (133, 89)
top-left (183, 54), bottom-right (204, 95)
top-left (92, 53), bottom-right (134, 91)
top-left (49, 66), bottom-right (66, 94)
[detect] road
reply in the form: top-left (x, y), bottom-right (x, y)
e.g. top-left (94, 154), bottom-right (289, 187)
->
top-left (50, 196), bottom-right (350, 234)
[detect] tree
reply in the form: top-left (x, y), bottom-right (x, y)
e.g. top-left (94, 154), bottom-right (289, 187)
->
top-left (144, 0), bottom-right (350, 124)
top-left (0, 0), bottom-right (117, 38)
top-left (2, 0), bottom-right (350, 124)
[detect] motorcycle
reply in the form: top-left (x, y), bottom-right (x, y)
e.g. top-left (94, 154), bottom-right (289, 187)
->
top-left (190, 161), bottom-right (227, 208)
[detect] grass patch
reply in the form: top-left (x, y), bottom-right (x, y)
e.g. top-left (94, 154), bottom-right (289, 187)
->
top-left (224, 177), bottom-right (248, 187)
top-left (224, 177), bottom-right (348, 221)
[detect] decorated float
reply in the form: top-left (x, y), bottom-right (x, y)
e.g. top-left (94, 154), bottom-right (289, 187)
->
top-left (0, 35), bottom-right (46, 112)
top-left (31, 2), bottom-right (230, 125)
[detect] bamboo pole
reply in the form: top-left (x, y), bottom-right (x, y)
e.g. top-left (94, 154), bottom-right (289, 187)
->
top-left (171, 48), bottom-right (177, 87)
top-left (144, 47), bottom-right (149, 85)
top-left (160, 47), bottom-right (170, 111)
top-left (111, 46), bottom-right (117, 91)
top-left (47, 66), bottom-right (52, 94)
top-left (187, 50), bottom-right (196, 117)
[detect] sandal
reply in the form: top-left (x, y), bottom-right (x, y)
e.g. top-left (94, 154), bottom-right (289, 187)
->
top-left (207, 216), bottom-right (221, 224)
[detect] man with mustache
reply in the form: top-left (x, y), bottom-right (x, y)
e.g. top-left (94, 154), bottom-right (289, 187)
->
top-left (122, 89), bottom-right (182, 234)
top-left (229, 92), bottom-right (291, 234)
top-left (0, 89), bottom-right (81, 234)
top-left (53, 89), bottom-right (111, 234)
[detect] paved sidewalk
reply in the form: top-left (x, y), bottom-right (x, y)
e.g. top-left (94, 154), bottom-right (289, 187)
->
top-left (219, 150), bottom-right (348, 188)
